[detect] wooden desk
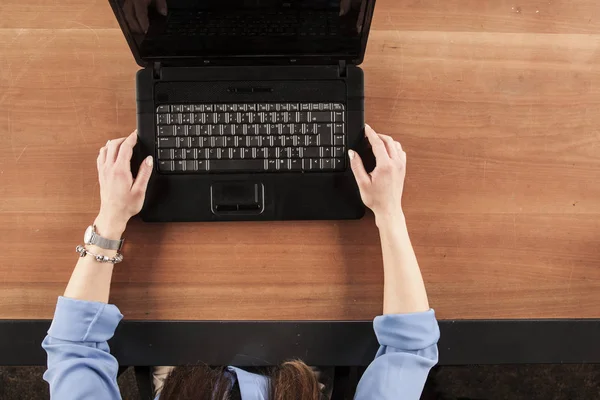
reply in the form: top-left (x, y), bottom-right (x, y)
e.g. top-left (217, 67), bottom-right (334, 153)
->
top-left (1, 0), bottom-right (599, 324)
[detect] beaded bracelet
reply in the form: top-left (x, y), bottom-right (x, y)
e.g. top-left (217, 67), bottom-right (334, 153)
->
top-left (76, 245), bottom-right (123, 264)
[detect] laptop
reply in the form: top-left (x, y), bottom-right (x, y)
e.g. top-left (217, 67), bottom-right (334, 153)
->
top-left (109, 0), bottom-right (376, 222)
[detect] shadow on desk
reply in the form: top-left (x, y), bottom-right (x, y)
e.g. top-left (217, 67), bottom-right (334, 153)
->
top-left (336, 210), bottom-right (383, 320)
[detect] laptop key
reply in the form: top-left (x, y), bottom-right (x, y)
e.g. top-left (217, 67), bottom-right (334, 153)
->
top-left (185, 160), bottom-right (197, 171)
top-left (290, 159), bottom-right (302, 171)
top-left (158, 137), bottom-right (176, 148)
top-left (278, 159), bottom-right (289, 171)
top-left (318, 133), bottom-right (332, 146)
top-left (305, 136), bottom-right (318, 146)
top-left (206, 148), bottom-right (219, 159)
top-left (302, 147), bottom-right (320, 158)
top-left (333, 135), bottom-right (345, 146)
top-left (158, 126), bottom-right (174, 136)
top-left (223, 125), bottom-right (236, 135)
top-left (197, 160), bottom-right (208, 171)
top-left (316, 123), bottom-right (332, 135)
top-left (199, 137), bottom-right (210, 147)
top-left (270, 124), bottom-right (282, 135)
top-left (208, 160), bottom-right (266, 172)
top-left (231, 149), bottom-right (242, 159)
top-left (297, 112), bottom-right (309, 123)
top-left (244, 136), bottom-right (257, 147)
top-left (174, 125), bottom-right (185, 136)
top-left (266, 159), bottom-right (278, 171)
top-left (333, 158), bottom-right (345, 171)
top-left (157, 105), bottom-right (170, 113)
top-left (159, 160), bottom-right (174, 171)
top-left (176, 137), bottom-right (189, 148)
top-left (310, 112), bottom-right (333, 122)
top-left (241, 148), bottom-right (253, 159)
top-left (174, 160), bottom-right (185, 171)
top-left (157, 114), bottom-right (169, 124)
top-left (322, 147), bottom-right (333, 158)
top-left (308, 158), bottom-right (320, 171)
top-left (333, 147), bottom-right (345, 158)
top-left (221, 149), bottom-right (232, 160)
top-left (334, 123), bottom-right (344, 134)
top-left (158, 149), bottom-right (172, 159)
top-left (185, 149), bottom-right (197, 159)
top-left (173, 149), bottom-right (185, 160)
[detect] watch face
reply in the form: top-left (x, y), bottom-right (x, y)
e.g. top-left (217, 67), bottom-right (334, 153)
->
top-left (84, 225), bottom-right (94, 244)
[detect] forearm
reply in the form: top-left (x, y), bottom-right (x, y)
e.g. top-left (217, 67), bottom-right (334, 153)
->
top-left (63, 217), bottom-right (125, 303)
top-left (377, 215), bottom-right (430, 314)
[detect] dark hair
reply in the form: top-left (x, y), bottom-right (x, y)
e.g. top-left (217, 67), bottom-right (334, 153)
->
top-left (160, 360), bottom-right (325, 400)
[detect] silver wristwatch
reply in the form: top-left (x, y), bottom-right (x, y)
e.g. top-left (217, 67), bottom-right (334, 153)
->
top-left (84, 225), bottom-right (124, 251)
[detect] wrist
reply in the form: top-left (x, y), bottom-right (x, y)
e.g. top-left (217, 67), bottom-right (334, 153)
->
top-left (93, 214), bottom-right (127, 240)
top-left (375, 211), bottom-right (406, 232)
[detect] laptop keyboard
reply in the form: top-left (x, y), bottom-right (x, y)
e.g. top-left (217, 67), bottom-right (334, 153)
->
top-left (155, 103), bottom-right (347, 173)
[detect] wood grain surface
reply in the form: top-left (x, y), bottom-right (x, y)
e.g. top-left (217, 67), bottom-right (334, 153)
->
top-left (0, 0), bottom-right (599, 320)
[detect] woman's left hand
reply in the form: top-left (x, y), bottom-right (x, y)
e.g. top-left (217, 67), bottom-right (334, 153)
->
top-left (95, 130), bottom-right (153, 239)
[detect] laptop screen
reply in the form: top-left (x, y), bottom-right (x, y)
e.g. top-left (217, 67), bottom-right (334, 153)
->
top-left (113, 0), bottom-right (373, 64)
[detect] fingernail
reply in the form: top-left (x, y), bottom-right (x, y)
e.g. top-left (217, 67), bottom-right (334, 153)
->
top-left (365, 124), bottom-right (371, 130)
top-left (159, 6), bottom-right (167, 16)
top-left (106, 140), bottom-right (110, 146)
top-left (145, 156), bottom-right (153, 166)
top-left (348, 150), bottom-right (355, 160)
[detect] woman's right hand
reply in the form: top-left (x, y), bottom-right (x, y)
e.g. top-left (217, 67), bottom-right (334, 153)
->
top-left (348, 125), bottom-right (407, 227)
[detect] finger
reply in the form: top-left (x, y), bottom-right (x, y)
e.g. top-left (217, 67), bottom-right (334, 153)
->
top-left (365, 124), bottom-right (389, 161)
top-left (133, 0), bottom-right (150, 33)
top-left (106, 137), bottom-right (127, 163)
top-left (339, 0), bottom-right (351, 15)
top-left (117, 130), bottom-right (138, 164)
top-left (348, 150), bottom-right (370, 190)
top-left (155, 0), bottom-right (168, 16)
top-left (378, 134), bottom-right (399, 159)
top-left (97, 146), bottom-right (107, 170)
top-left (124, 0), bottom-right (143, 33)
top-left (132, 156), bottom-right (154, 195)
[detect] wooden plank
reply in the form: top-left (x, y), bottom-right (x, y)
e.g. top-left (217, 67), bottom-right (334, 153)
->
top-left (0, 2), bottom-right (599, 320)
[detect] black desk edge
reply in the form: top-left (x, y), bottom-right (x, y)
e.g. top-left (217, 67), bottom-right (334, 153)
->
top-left (2, 319), bottom-right (599, 366)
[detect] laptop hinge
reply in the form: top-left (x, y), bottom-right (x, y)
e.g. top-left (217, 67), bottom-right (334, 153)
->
top-left (153, 62), bottom-right (162, 80)
top-left (338, 60), bottom-right (347, 78)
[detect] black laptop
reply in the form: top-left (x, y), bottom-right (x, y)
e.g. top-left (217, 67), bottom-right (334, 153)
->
top-left (109, 0), bottom-right (376, 222)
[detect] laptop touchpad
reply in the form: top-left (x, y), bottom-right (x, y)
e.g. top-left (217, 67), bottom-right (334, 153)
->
top-left (211, 182), bottom-right (264, 215)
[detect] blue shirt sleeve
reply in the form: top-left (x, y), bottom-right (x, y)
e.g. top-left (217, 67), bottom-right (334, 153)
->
top-left (42, 296), bottom-right (123, 400)
top-left (354, 309), bottom-right (440, 400)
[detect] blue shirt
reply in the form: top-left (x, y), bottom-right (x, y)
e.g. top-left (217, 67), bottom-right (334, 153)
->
top-left (43, 297), bottom-right (439, 399)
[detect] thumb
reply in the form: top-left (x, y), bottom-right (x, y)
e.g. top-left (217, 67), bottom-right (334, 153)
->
top-left (348, 150), bottom-right (370, 191)
top-left (156, 0), bottom-right (168, 16)
top-left (132, 156), bottom-right (153, 195)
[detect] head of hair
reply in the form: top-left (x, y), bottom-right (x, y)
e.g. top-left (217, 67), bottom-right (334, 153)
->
top-left (160, 360), bottom-right (325, 400)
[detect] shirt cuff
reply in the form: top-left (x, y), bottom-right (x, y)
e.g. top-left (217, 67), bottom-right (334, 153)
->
top-left (47, 296), bottom-right (123, 343)
top-left (373, 309), bottom-right (440, 351)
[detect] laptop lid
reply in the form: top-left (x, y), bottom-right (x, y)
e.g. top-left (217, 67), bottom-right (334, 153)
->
top-left (109, 0), bottom-right (376, 67)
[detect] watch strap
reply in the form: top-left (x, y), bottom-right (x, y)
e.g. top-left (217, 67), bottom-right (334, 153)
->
top-left (91, 227), bottom-right (124, 251)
